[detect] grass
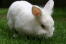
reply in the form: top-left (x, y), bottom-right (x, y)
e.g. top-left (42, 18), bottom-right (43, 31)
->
top-left (0, 8), bottom-right (8, 15)
top-left (0, 8), bottom-right (66, 44)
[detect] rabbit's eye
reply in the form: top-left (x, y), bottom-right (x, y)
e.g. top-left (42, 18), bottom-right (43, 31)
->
top-left (41, 24), bottom-right (45, 29)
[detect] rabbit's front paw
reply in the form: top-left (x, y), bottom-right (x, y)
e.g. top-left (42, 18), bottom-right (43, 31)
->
top-left (45, 32), bottom-right (53, 38)
top-left (37, 30), bottom-right (47, 36)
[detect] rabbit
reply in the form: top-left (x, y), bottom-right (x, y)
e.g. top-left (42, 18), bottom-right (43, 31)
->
top-left (7, 0), bottom-right (54, 38)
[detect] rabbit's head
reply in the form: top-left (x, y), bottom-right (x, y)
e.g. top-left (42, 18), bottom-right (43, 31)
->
top-left (32, 0), bottom-right (54, 29)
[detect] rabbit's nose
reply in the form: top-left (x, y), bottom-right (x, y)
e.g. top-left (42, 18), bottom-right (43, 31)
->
top-left (41, 24), bottom-right (45, 29)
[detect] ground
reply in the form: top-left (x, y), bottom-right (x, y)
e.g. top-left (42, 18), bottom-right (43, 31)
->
top-left (0, 8), bottom-right (66, 44)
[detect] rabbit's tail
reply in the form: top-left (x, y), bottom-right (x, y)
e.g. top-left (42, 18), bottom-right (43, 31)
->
top-left (7, 11), bottom-right (15, 30)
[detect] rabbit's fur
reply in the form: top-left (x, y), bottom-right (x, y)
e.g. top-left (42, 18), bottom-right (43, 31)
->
top-left (7, 0), bottom-right (54, 38)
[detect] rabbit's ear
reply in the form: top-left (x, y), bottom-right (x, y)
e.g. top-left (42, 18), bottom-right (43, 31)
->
top-left (44, 0), bottom-right (54, 11)
top-left (32, 6), bottom-right (41, 16)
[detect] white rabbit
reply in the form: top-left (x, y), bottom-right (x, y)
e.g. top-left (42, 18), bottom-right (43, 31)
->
top-left (7, 0), bottom-right (54, 38)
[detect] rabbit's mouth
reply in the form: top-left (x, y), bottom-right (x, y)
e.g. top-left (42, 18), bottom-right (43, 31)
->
top-left (41, 24), bottom-right (45, 29)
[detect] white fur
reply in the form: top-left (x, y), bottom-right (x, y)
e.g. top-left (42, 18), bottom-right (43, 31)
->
top-left (7, 0), bottom-right (54, 38)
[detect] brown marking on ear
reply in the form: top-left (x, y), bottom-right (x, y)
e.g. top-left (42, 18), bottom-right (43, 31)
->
top-left (32, 6), bottom-right (41, 16)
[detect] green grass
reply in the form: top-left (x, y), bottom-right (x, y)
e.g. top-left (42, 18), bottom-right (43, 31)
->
top-left (0, 8), bottom-right (8, 15)
top-left (0, 8), bottom-right (66, 44)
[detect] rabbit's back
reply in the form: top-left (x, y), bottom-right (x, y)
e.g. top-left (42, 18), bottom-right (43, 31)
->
top-left (8, 1), bottom-right (33, 16)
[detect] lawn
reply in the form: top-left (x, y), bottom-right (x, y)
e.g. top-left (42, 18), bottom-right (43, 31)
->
top-left (0, 8), bottom-right (66, 44)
